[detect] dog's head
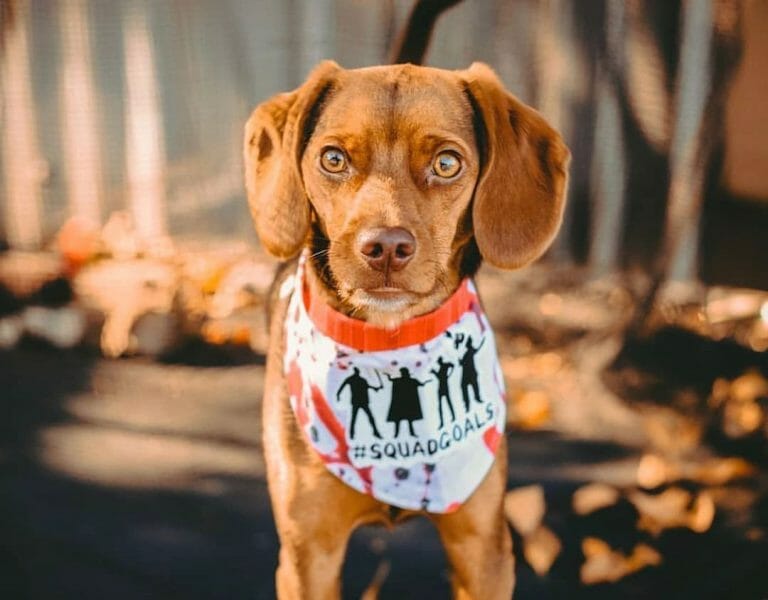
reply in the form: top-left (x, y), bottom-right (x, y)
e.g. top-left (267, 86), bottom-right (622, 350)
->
top-left (245, 61), bottom-right (569, 327)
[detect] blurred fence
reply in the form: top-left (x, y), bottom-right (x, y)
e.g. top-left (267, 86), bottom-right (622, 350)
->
top-left (0, 0), bottom-right (764, 285)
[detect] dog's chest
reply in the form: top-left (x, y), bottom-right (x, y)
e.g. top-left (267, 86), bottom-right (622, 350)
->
top-left (281, 262), bottom-right (507, 513)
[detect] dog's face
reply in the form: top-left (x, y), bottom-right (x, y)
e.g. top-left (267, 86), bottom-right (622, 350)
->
top-left (301, 66), bottom-right (482, 323)
top-left (245, 62), bottom-right (569, 327)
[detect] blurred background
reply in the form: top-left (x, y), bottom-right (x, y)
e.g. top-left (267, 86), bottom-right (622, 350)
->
top-left (1, 0), bottom-right (767, 598)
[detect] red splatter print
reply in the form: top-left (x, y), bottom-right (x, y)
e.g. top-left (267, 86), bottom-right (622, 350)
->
top-left (306, 383), bottom-right (373, 493)
top-left (492, 366), bottom-right (507, 399)
top-left (483, 426), bottom-right (502, 455)
top-left (287, 361), bottom-right (310, 428)
top-left (469, 300), bottom-right (487, 333)
top-left (356, 466), bottom-right (374, 491)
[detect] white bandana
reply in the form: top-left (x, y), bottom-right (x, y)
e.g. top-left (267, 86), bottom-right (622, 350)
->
top-left (283, 255), bottom-right (506, 513)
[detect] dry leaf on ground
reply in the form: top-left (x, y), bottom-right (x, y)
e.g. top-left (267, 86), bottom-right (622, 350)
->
top-left (523, 525), bottom-right (562, 576)
top-left (582, 536), bottom-right (612, 558)
top-left (504, 485), bottom-right (546, 536)
top-left (730, 370), bottom-right (768, 403)
top-left (572, 483), bottom-right (621, 515)
top-left (628, 487), bottom-right (716, 535)
top-left (688, 491), bottom-right (716, 533)
top-left (723, 401), bottom-right (763, 438)
top-left (580, 537), bottom-right (662, 585)
top-left (629, 487), bottom-right (692, 535)
top-left (637, 454), bottom-right (677, 489)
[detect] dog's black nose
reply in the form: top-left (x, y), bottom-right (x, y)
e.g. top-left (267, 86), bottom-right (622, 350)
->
top-left (357, 227), bottom-right (416, 272)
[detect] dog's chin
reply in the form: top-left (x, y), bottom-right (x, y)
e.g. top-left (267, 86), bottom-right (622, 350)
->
top-left (348, 280), bottom-right (458, 329)
top-left (349, 288), bottom-right (418, 329)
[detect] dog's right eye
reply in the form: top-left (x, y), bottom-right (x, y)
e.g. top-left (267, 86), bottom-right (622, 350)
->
top-left (320, 147), bottom-right (347, 174)
top-left (432, 151), bottom-right (462, 179)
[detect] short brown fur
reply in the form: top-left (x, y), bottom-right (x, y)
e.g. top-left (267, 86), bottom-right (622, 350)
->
top-left (245, 60), bottom-right (569, 598)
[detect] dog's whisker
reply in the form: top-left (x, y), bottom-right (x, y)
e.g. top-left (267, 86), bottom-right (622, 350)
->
top-left (309, 249), bottom-right (330, 260)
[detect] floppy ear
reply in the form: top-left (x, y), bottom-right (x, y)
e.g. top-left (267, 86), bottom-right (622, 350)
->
top-left (463, 62), bottom-right (570, 269)
top-left (244, 61), bottom-right (340, 259)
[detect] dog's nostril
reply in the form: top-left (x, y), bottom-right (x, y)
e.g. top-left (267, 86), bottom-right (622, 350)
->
top-left (395, 243), bottom-right (414, 259)
top-left (361, 241), bottom-right (384, 259)
top-left (358, 227), bottom-right (416, 272)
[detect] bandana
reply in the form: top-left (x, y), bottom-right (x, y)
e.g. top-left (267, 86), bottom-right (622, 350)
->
top-left (282, 254), bottom-right (506, 513)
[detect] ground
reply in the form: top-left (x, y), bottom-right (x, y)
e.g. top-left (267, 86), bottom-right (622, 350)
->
top-left (1, 261), bottom-right (767, 599)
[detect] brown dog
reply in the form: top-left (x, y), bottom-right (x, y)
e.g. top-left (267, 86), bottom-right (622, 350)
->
top-left (244, 61), bottom-right (569, 599)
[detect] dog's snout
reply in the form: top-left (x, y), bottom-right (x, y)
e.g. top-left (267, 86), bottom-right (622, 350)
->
top-left (357, 227), bottom-right (416, 272)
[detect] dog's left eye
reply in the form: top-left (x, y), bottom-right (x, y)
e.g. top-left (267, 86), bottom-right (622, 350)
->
top-left (320, 147), bottom-right (347, 174)
top-left (432, 151), bottom-right (461, 178)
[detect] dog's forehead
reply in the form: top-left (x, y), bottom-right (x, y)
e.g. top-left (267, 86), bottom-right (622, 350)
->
top-left (315, 65), bottom-right (475, 141)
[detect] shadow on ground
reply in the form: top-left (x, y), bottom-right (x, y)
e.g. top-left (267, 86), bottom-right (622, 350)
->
top-left (1, 343), bottom-right (767, 599)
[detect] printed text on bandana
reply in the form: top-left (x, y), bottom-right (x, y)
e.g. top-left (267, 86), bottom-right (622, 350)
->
top-left (350, 402), bottom-right (498, 463)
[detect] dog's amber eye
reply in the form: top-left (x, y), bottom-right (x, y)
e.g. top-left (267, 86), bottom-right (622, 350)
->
top-left (433, 152), bottom-right (461, 178)
top-left (320, 147), bottom-right (347, 173)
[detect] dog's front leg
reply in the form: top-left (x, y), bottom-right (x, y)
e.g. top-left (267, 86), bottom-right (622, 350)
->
top-left (272, 485), bottom-right (350, 600)
top-left (431, 441), bottom-right (514, 599)
top-left (263, 339), bottom-right (381, 598)
top-left (269, 461), bottom-right (382, 600)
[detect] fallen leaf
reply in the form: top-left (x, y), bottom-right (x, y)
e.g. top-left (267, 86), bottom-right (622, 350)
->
top-left (580, 538), bottom-right (661, 585)
top-left (581, 548), bottom-right (627, 585)
top-left (504, 485), bottom-right (546, 536)
top-left (730, 370), bottom-right (768, 403)
top-left (628, 487), bottom-right (715, 536)
top-left (637, 454), bottom-right (676, 489)
top-left (688, 491), bottom-right (716, 533)
top-left (723, 401), bottom-right (763, 438)
top-left (572, 483), bottom-right (621, 515)
top-left (582, 536), bottom-right (612, 558)
top-left (629, 487), bottom-right (692, 535)
top-left (709, 378), bottom-right (731, 409)
top-left (626, 543), bottom-right (662, 571)
top-left (523, 525), bottom-right (562, 576)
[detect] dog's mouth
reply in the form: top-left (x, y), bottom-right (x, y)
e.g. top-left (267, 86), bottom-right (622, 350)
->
top-left (352, 287), bottom-right (417, 312)
top-left (368, 286), bottom-right (408, 295)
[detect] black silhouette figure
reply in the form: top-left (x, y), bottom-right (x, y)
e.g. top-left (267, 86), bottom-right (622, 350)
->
top-left (459, 335), bottom-right (486, 411)
top-left (453, 332), bottom-right (466, 350)
top-left (386, 367), bottom-right (428, 437)
top-left (336, 367), bottom-right (383, 440)
top-left (430, 356), bottom-right (456, 428)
